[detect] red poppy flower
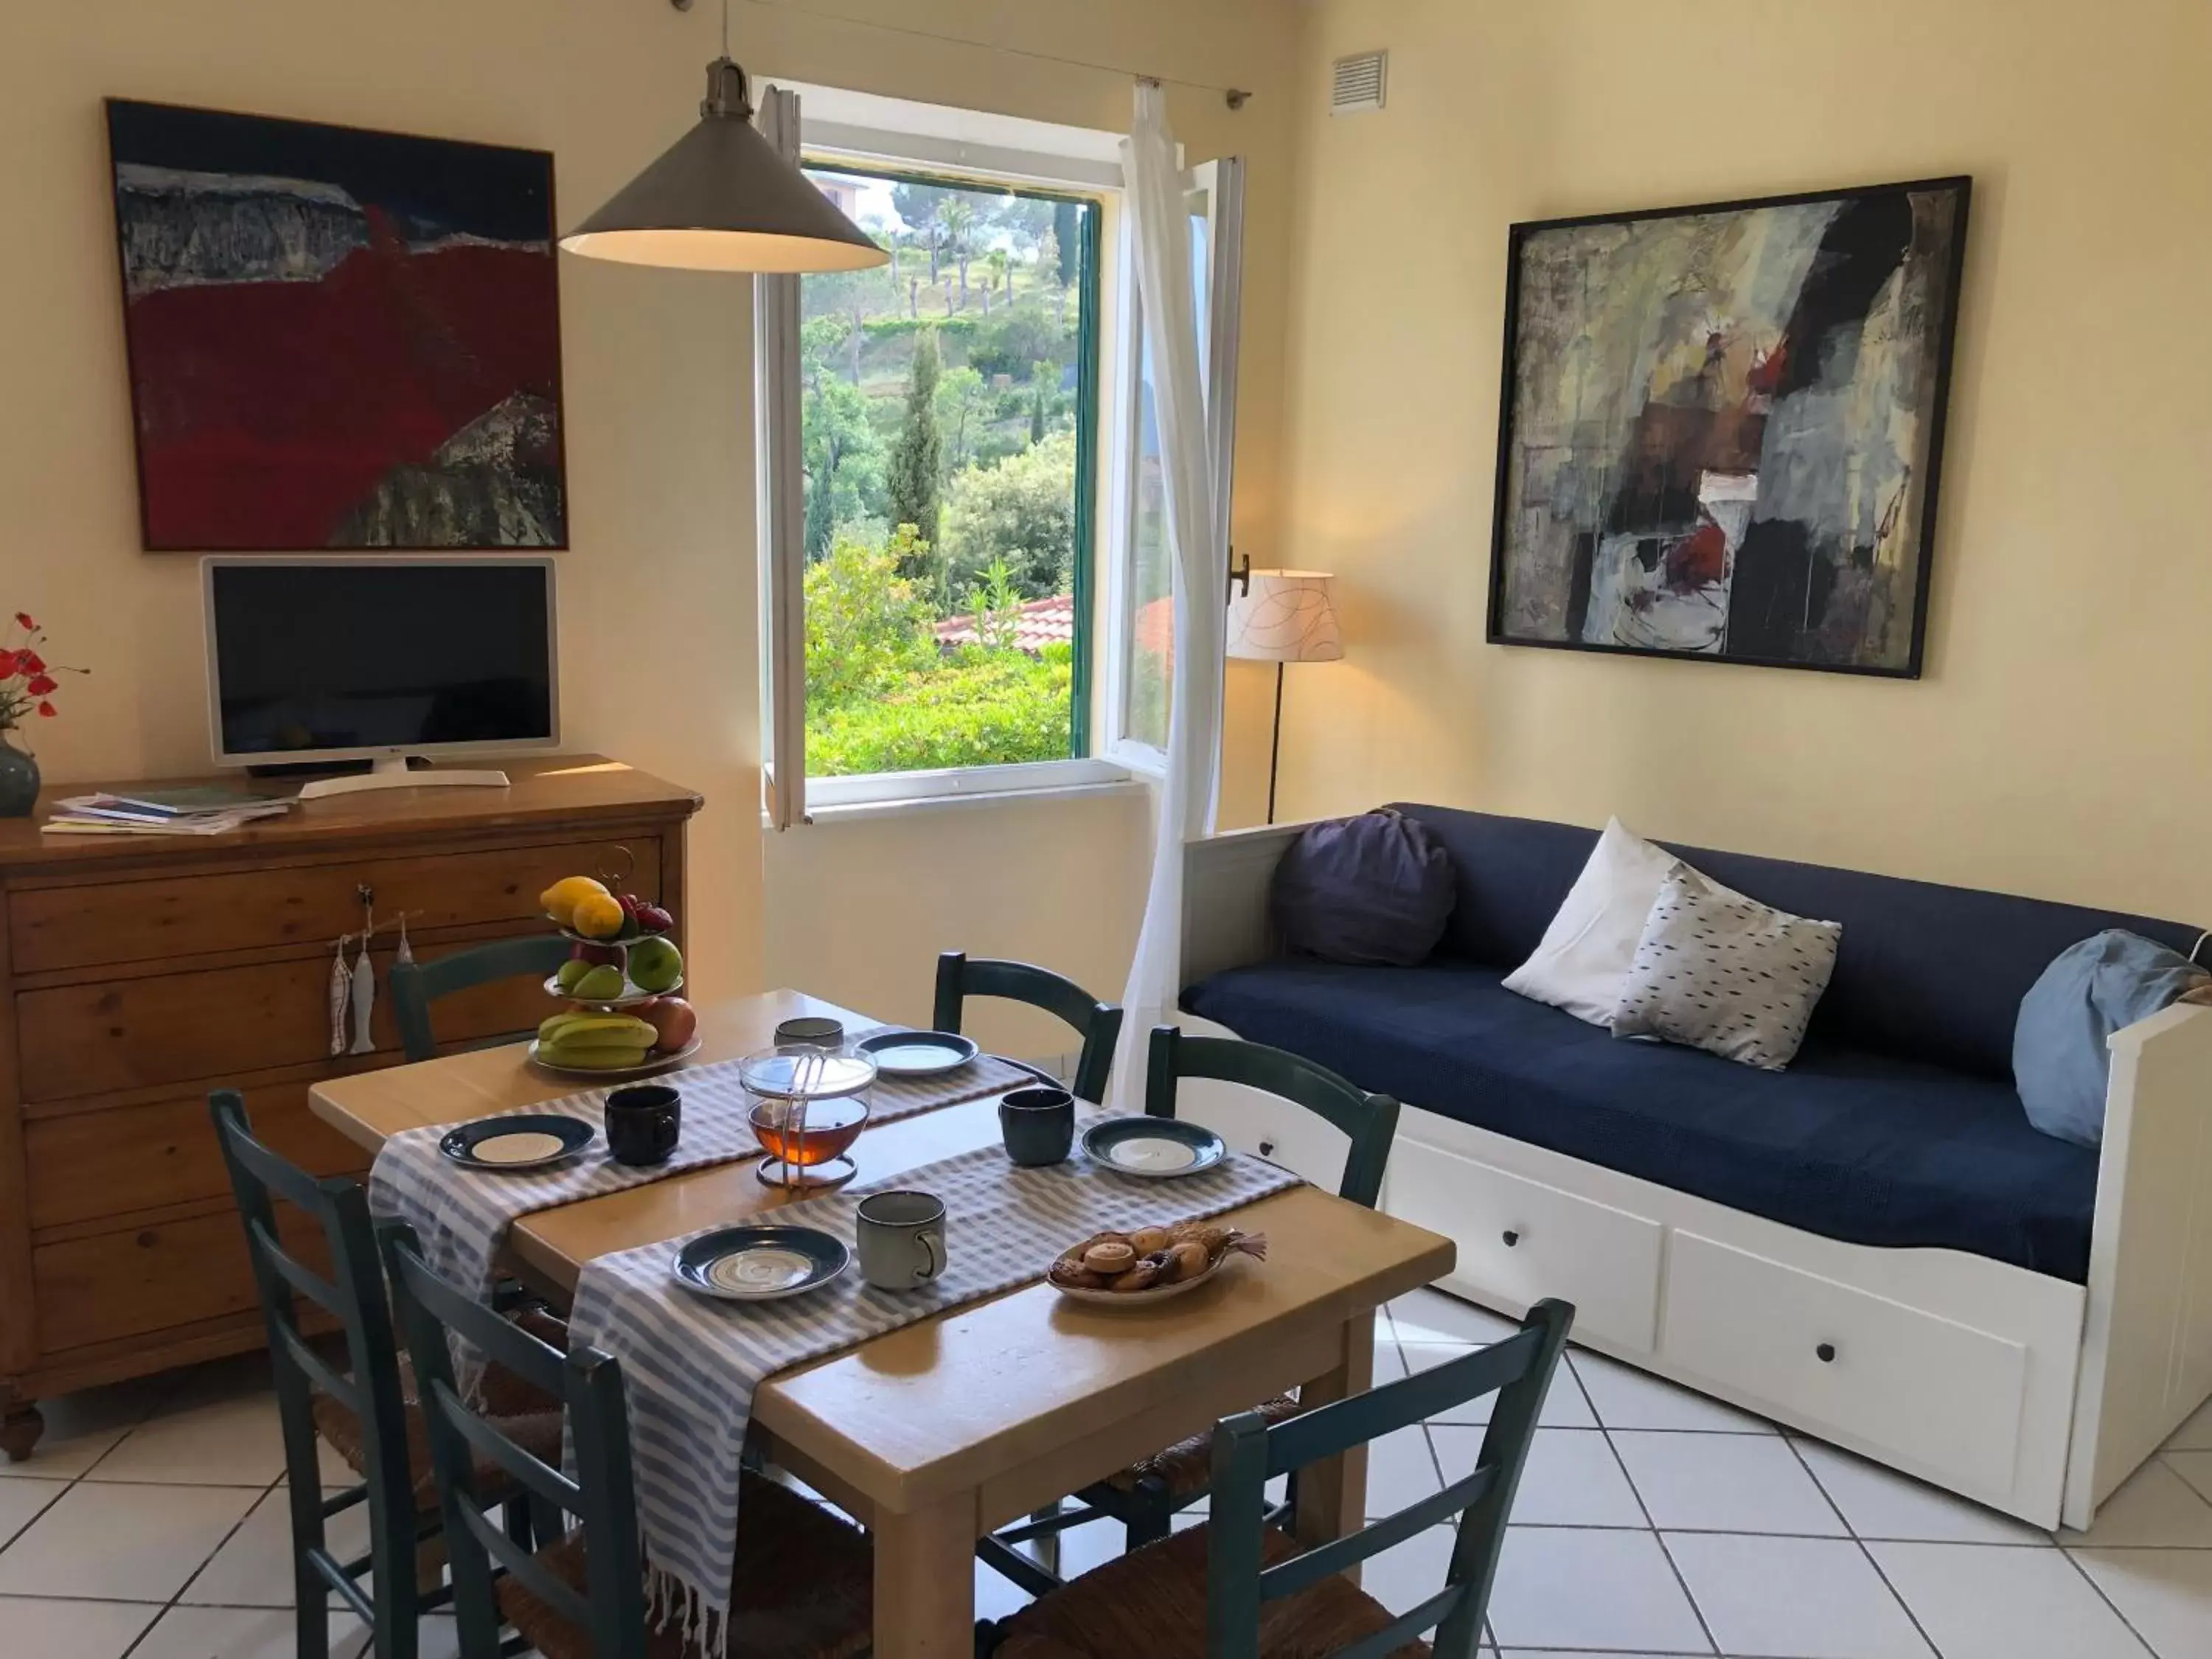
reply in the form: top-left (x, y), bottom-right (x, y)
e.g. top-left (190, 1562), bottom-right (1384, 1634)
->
top-left (21, 652), bottom-right (45, 675)
top-left (0, 653), bottom-right (21, 679)
top-left (13, 613), bottom-right (33, 631)
top-left (25, 675), bottom-right (56, 697)
top-left (36, 701), bottom-right (55, 718)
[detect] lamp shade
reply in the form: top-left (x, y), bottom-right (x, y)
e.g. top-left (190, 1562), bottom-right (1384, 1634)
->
top-left (1227, 571), bottom-right (1343, 664)
top-left (562, 60), bottom-right (889, 274)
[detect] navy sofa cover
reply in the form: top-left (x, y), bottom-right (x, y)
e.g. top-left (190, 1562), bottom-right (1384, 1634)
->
top-left (1182, 806), bottom-right (2206, 1282)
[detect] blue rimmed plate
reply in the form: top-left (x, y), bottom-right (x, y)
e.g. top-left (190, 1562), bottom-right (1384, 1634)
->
top-left (855, 1029), bottom-right (979, 1078)
top-left (673, 1225), bottom-right (850, 1303)
top-left (439, 1114), bottom-right (596, 1172)
top-left (1081, 1117), bottom-right (1228, 1180)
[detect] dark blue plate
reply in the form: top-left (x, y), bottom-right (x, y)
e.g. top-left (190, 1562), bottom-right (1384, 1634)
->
top-left (438, 1113), bottom-right (596, 1172)
top-left (855, 1029), bottom-right (979, 1077)
top-left (673, 1225), bottom-right (850, 1302)
top-left (1081, 1116), bottom-right (1228, 1180)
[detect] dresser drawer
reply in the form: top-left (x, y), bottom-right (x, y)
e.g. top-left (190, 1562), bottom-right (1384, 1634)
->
top-left (26, 1083), bottom-right (366, 1232)
top-left (1388, 1140), bottom-right (1663, 1352)
top-left (10, 838), bottom-right (661, 973)
top-left (1661, 1231), bottom-right (2028, 1496)
top-left (33, 1206), bottom-right (331, 1354)
top-left (17, 939), bottom-right (554, 1102)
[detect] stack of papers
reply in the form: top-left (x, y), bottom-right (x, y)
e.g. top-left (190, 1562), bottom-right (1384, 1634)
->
top-left (43, 786), bottom-right (294, 836)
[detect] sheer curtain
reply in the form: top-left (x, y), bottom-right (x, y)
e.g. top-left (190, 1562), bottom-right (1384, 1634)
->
top-left (1109, 81), bottom-right (1225, 1110)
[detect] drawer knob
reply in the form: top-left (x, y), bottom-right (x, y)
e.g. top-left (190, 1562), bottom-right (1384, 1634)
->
top-left (1815, 1342), bottom-right (1837, 1364)
top-left (1258, 1138), bottom-right (1276, 1158)
top-left (1501, 1229), bottom-right (1521, 1248)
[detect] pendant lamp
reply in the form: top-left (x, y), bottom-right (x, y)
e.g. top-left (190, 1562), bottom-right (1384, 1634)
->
top-left (562, 57), bottom-right (889, 274)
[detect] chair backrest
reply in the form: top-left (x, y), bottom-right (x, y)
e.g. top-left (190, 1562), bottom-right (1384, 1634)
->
top-left (1206, 1298), bottom-right (1574, 1659)
top-left (390, 934), bottom-right (575, 1063)
top-left (1147, 1026), bottom-right (1400, 1208)
top-left (382, 1223), bottom-right (647, 1659)
top-left (208, 1090), bottom-right (414, 1629)
top-left (933, 950), bottom-right (1125, 1105)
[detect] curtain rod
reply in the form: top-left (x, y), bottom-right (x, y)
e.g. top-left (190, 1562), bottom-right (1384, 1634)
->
top-left (669, 0), bottom-right (1253, 109)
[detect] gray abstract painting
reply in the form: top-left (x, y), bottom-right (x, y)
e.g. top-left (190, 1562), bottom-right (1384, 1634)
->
top-left (1487, 178), bottom-right (1969, 676)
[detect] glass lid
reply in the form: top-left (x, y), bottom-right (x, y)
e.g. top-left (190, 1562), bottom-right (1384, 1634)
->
top-left (737, 1043), bottom-right (877, 1101)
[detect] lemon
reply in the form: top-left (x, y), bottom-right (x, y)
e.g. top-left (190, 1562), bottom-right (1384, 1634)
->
top-left (570, 891), bottom-right (627, 940)
top-left (540, 874), bottom-right (610, 929)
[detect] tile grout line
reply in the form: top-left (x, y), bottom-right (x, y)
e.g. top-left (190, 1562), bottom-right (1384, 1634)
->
top-left (1562, 1346), bottom-right (1722, 1659)
top-left (2054, 1543), bottom-right (2163, 1658)
top-left (116, 1468), bottom-right (292, 1659)
top-left (1781, 1431), bottom-right (1943, 1659)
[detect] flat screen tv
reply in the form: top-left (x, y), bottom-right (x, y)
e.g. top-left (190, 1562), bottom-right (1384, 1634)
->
top-left (204, 556), bottom-right (559, 782)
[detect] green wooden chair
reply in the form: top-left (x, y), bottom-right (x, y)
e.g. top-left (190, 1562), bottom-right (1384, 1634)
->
top-left (982, 1027), bottom-right (1402, 1593)
top-left (933, 951), bottom-right (1124, 1105)
top-left (209, 1089), bottom-right (448, 1659)
top-left (381, 1224), bottom-right (881, 1659)
top-left (988, 1299), bottom-right (1576, 1659)
top-left (390, 935), bottom-right (574, 1063)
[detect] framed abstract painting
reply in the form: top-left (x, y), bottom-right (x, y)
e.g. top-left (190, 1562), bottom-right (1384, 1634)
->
top-left (105, 100), bottom-right (568, 552)
top-left (1486, 176), bottom-right (1969, 677)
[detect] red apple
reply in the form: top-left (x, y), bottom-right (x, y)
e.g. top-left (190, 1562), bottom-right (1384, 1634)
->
top-left (636, 903), bottom-right (675, 935)
top-left (641, 997), bottom-right (696, 1052)
top-left (571, 940), bottom-right (627, 967)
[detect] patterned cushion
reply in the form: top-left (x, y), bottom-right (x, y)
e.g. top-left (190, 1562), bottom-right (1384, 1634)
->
top-left (1611, 869), bottom-right (1842, 1071)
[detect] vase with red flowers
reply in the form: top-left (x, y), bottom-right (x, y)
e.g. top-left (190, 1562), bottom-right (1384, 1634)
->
top-left (0, 613), bottom-right (84, 817)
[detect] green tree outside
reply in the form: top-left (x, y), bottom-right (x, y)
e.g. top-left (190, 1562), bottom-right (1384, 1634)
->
top-left (885, 328), bottom-right (945, 570)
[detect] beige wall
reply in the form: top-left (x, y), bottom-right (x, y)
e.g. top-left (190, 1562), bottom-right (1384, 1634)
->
top-left (1256, 0), bottom-right (2212, 924)
top-left (0, 0), bottom-right (1304, 1004)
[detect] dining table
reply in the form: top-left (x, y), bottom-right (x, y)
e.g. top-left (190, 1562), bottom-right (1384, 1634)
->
top-left (309, 987), bottom-right (1457, 1658)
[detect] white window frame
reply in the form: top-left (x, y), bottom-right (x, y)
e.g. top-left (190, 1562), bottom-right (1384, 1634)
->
top-left (757, 87), bottom-right (1136, 819)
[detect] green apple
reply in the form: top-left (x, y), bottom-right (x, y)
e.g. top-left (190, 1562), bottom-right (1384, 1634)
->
top-left (572, 964), bottom-right (627, 1001)
top-left (628, 936), bottom-right (683, 994)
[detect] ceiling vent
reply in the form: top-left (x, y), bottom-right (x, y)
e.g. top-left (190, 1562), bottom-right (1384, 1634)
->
top-left (1330, 50), bottom-right (1388, 115)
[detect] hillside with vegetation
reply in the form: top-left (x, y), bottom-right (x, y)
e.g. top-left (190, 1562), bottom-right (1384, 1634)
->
top-left (800, 173), bottom-right (1091, 776)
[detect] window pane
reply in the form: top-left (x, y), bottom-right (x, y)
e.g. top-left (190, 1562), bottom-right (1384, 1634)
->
top-left (1121, 201), bottom-right (1211, 751)
top-left (798, 168), bottom-right (1093, 779)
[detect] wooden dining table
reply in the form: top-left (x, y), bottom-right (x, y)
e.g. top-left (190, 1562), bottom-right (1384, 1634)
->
top-left (310, 989), bottom-right (1456, 1658)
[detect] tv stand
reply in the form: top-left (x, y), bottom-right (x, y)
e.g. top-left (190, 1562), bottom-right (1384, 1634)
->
top-left (296, 755), bottom-right (512, 802)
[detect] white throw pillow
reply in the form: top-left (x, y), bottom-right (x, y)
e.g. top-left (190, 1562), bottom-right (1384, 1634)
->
top-left (1503, 818), bottom-right (1734, 1026)
top-left (1610, 871), bottom-right (1843, 1070)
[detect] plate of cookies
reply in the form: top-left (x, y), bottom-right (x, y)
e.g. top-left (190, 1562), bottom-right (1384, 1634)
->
top-left (1047, 1220), bottom-right (1268, 1307)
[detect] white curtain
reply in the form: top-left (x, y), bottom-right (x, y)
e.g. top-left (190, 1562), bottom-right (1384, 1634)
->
top-left (1109, 82), bottom-right (1225, 1111)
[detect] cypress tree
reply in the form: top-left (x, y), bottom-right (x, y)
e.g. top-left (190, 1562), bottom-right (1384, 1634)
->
top-left (886, 328), bottom-right (944, 569)
top-left (1054, 200), bottom-right (1082, 289)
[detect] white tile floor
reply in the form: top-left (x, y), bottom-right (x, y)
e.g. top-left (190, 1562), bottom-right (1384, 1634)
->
top-left (9, 1288), bottom-right (2212, 1658)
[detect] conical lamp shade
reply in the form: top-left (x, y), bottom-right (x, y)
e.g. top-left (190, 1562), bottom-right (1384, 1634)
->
top-left (563, 60), bottom-right (888, 274)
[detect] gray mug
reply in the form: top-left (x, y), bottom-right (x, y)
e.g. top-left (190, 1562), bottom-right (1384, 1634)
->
top-left (856, 1189), bottom-right (946, 1290)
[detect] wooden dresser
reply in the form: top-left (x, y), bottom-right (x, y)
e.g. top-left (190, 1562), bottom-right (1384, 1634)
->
top-left (0, 754), bottom-right (700, 1460)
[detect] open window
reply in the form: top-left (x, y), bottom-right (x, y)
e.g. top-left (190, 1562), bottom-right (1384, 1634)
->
top-left (757, 87), bottom-right (1243, 821)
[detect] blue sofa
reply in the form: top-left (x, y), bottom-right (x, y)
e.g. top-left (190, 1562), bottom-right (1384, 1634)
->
top-left (1183, 805), bottom-right (2202, 1284)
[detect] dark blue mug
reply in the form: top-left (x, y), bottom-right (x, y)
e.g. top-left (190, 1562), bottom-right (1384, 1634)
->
top-left (999, 1085), bottom-right (1075, 1168)
top-left (605, 1083), bottom-right (681, 1166)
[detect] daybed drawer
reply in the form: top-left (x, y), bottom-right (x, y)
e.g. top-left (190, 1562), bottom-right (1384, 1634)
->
top-left (1389, 1141), bottom-right (1662, 1352)
top-left (1661, 1231), bottom-right (2028, 1496)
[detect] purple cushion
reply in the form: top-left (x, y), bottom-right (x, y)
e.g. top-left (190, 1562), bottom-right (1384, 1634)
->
top-left (1271, 809), bottom-right (1455, 967)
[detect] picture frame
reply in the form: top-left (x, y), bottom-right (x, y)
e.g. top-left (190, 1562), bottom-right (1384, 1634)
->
top-left (1485, 176), bottom-right (1970, 678)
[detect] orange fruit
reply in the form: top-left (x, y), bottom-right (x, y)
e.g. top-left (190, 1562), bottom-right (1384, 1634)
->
top-left (569, 891), bottom-right (627, 940)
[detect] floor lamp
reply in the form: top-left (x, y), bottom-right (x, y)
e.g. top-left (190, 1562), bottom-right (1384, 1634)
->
top-left (1226, 571), bottom-right (1343, 824)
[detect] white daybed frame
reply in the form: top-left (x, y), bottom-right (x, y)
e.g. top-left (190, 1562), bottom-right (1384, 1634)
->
top-left (1179, 822), bottom-right (2212, 1528)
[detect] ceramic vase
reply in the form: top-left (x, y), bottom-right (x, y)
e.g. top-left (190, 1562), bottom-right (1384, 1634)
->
top-left (0, 738), bottom-right (39, 818)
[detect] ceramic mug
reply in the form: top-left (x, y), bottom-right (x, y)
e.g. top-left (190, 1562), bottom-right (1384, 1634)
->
top-left (856, 1189), bottom-right (946, 1290)
top-left (998, 1085), bottom-right (1075, 1167)
top-left (604, 1083), bottom-right (681, 1166)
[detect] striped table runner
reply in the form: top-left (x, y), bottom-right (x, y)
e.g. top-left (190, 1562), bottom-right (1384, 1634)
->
top-left (568, 1122), bottom-right (1303, 1654)
top-left (366, 1037), bottom-right (1034, 1314)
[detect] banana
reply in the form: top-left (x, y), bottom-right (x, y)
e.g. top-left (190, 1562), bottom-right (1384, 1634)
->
top-left (538, 1040), bottom-right (653, 1071)
top-left (538, 1012), bottom-right (655, 1048)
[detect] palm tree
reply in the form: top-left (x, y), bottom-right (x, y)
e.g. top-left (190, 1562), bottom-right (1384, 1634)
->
top-left (942, 198), bottom-right (977, 307)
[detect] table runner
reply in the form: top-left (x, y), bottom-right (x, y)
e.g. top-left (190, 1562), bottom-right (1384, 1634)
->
top-left (366, 1039), bottom-right (1035, 1316)
top-left (568, 1123), bottom-right (1303, 1653)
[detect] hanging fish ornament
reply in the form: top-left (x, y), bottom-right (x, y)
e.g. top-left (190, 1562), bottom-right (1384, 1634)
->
top-left (329, 934), bottom-right (352, 1058)
top-left (349, 930), bottom-right (376, 1055)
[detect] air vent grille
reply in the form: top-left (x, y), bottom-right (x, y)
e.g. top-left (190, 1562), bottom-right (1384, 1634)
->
top-left (1330, 50), bottom-right (1388, 115)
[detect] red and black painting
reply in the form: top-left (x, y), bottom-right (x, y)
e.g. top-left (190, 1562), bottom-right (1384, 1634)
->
top-left (106, 100), bottom-right (567, 552)
top-left (1488, 178), bottom-right (1969, 677)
